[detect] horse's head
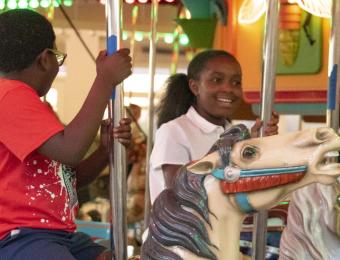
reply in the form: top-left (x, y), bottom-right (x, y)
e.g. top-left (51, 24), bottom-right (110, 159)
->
top-left (190, 125), bottom-right (340, 180)
top-left (232, 126), bottom-right (340, 180)
top-left (187, 125), bottom-right (340, 213)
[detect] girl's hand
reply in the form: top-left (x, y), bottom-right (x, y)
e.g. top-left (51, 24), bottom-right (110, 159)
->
top-left (113, 118), bottom-right (132, 147)
top-left (100, 118), bottom-right (132, 150)
top-left (250, 111), bottom-right (279, 138)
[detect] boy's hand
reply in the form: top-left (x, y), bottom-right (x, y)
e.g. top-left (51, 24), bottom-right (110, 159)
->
top-left (96, 48), bottom-right (132, 87)
top-left (250, 111), bottom-right (279, 138)
top-left (100, 118), bottom-right (132, 151)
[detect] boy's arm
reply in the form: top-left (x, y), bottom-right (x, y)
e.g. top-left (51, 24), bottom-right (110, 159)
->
top-left (75, 145), bottom-right (108, 188)
top-left (76, 118), bottom-right (132, 187)
top-left (37, 49), bottom-right (132, 166)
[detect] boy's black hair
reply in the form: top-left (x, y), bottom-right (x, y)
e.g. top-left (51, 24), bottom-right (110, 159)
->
top-left (156, 50), bottom-right (239, 128)
top-left (0, 9), bottom-right (55, 73)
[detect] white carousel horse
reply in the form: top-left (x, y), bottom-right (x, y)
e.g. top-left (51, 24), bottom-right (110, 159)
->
top-left (279, 182), bottom-right (340, 260)
top-left (141, 124), bottom-right (340, 260)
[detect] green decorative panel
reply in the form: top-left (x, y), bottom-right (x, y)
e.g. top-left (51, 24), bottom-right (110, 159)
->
top-left (277, 11), bottom-right (322, 75)
top-left (176, 18), bottom-right (217, 49)
top-left (252, 103), bottom-right (326, 116)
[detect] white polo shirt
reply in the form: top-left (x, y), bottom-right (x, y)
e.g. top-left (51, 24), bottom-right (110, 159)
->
top-left (149, 106), bottom-right (229, 203)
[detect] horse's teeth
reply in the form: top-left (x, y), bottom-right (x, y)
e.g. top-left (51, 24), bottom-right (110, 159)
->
top-left (319, 164), bottom-right (339, 170)
top-left (325, 151), bottom-right (340, 157)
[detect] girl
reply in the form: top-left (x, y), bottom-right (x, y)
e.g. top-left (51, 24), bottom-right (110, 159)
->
top-left (149, 50), bottom-right (279, 203)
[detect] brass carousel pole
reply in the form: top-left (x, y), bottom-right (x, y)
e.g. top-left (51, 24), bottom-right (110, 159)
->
top-left (129, 5), bottom-right (139, 67)
top-left (106, 0), bottom-right (127, 259)
top-left (128, 5), bottom-right (139, 104)
top-left (144, 0), bottom-right (158, 229)
top-left (252, 0), bottom-right (280, 259)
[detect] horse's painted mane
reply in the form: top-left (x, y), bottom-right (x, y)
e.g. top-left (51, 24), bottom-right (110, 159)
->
top-left (141, 125), bottom-right (250, 260)
top-left (141, 169), bottom-right (216, 260)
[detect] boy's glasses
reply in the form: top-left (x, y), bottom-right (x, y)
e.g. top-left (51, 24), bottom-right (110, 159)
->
top-left (47, 48), bottom-right (67, 66)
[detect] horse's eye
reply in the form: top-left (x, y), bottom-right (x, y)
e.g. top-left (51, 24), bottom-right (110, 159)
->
top-left (242, 146), bottom-right (258, 160)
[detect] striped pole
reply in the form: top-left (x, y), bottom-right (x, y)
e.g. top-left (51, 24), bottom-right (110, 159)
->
top-left (106, 0), bottom-right (127, 259)
top-left (252, 0), bottom-right (280, 259)
top-left (322, 0), bottom-right (340, 241)
top-left (326, 0), bottom-right (340, 130)
top-left (144, 0), bottom-right (159, 229)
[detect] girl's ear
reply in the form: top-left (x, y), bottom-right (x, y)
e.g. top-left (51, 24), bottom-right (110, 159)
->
top-left (188, 78), bottom-right (199, 96)
top-left (34, 49), bottom-right (50, 72)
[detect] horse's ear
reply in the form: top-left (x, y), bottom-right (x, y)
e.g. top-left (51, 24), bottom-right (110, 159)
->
top-left (187, 152), bottom-right (220, 174)
top-left (221, 124), bottom-right (250, 140)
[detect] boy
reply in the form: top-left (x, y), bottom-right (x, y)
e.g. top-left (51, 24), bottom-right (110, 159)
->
top-left (0, 9), bottom-right (132, 260)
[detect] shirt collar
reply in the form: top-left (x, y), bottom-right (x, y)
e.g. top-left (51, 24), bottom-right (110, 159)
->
top-left (185, 106), bottom-right (229, 133)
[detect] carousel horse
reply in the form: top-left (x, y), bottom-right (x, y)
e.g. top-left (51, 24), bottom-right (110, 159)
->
top-left (279, 182), bottom-right (340, 259)
top-left (141, 124), bottom-right (340, 260)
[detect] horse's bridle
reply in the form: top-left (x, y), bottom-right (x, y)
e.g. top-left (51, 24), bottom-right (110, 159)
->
top-left (212, 165), bottom-right (308, 213)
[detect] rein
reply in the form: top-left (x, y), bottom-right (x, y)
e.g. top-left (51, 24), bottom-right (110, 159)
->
top-left (212, 165), bottom-right (307, 213)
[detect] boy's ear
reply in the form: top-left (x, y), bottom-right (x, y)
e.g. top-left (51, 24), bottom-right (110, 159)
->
top-left (35, 49), bottom-right (50, 71)
top-left (188, 78), bottom-right (199, 96)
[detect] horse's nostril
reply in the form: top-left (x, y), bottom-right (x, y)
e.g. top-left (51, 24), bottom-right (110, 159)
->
top-left (316, 128), bottom-right (332, 141)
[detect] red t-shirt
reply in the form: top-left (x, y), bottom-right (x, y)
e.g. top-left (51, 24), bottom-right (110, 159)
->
top-left (0, 79), bottom-right (78, 239)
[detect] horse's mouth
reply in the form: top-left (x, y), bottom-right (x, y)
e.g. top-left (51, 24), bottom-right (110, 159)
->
top-left (318, 150), bottom-right (340, 170)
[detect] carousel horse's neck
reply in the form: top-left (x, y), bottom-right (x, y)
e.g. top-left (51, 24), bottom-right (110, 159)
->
top-left (205, 176), bottom-right (245, 260)
top-left (172, 175), bottom-right (246, 260)
top-left (173, 220), bottom-right (244, 260)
